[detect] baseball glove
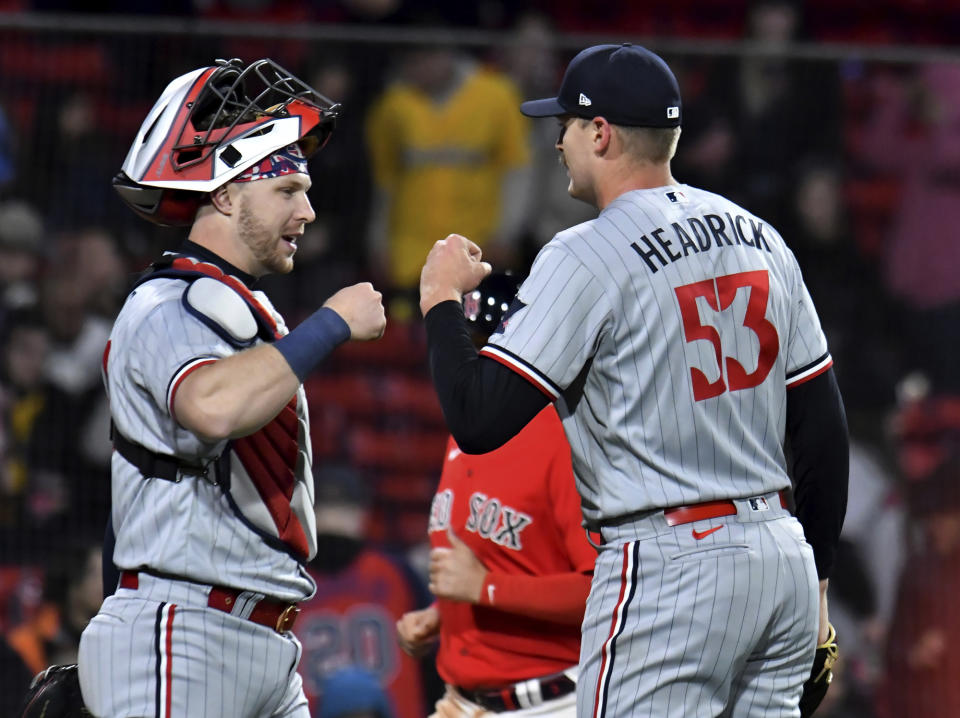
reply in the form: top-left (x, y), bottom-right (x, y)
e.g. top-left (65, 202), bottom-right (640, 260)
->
top-left (799, 623), bottom-right (839, 718)
top-left (18, 663), bottom-right (92, 718)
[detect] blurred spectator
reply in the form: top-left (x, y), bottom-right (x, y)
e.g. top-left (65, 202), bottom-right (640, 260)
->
top-left (0, 199), bottom-right (44, 332)
top-left (674, 0), bottom-right (841, 226)
top-left (0, 310), bottom-right (52, 538)
top-left (1, 542), bottom-right (102, 713)
top-left (498, 11), bottom-right (596, 268)
top-left (23, 234), bottom-right (121, 542)
top-left (875, 387), bottom-right (960, 718)
top-left (818, 440), bottom-right (904, 718)
top-left (853, 62), bottom-right (960, 395)
top-left (68, 227), bottom-right (128, 320)
top-left (299, 464), bottom-right (435, 718)
top-left (41, 93), bottom-right (118, 231)
top-left (787, 161), bottom-right (899, 412)
top-left (316, 665), bottom-right (395, 718)
top-left (41, 230), bottom-right (118, 398)
top-left (308, 59), bottom-right (374, 270)
top-left (365, 35), bottom-right (531, 315)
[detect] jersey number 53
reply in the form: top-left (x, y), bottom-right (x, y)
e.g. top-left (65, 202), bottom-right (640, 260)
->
top-left (674, 270), bottom-right (779, 401)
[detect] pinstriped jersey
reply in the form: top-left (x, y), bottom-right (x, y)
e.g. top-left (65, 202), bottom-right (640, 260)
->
top-left (105, 270), bottom-right (316, 601)
top-left (481, 185), bottom-right (831, 525)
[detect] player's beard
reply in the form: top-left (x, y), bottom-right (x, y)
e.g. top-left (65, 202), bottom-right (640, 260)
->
top-left (237, 201), bottom-right (294, 275)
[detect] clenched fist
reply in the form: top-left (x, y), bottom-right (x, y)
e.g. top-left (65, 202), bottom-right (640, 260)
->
top-left (419, 234), bottom-right (492, 316)
top-left (396, 605), bottom-right (441, 657)
top-left (323, 282), bottom-right (386, 340)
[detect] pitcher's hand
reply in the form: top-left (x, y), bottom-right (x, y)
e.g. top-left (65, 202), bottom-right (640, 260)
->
top-left (420, 234), bottom-right (491, 316)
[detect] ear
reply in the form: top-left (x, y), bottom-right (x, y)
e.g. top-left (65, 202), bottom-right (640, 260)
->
top-left (592, 117), bottom-right (613, 154)
top-left (209, 184), bottom-right (235, 216)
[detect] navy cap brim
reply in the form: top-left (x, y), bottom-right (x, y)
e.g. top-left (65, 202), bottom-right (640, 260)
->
top-left (520, 97), bottom-right (567, 118)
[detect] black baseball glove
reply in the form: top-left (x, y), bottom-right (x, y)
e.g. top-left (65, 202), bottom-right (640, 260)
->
top-left (18, 663), bottom-right (92, 718)
top-left (799, 622), bottom-right (839, 718)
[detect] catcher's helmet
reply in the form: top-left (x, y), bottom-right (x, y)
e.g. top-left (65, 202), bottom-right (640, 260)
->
top-left (462, 272), bottom-right (522, 337)
top-left (113, 58), bottom-right (340, 226)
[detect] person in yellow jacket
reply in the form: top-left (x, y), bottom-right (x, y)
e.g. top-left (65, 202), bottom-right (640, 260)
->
top-left (366, 42), bottom-right (531, 311)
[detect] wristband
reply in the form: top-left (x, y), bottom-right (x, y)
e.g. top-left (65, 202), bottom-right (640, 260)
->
top-left (274, 307), bottom-right (350, 381)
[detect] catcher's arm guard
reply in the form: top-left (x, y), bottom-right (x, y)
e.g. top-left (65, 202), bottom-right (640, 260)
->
top-left (799, 622), bottom-right (839, 718)
top-left (18, 664), bottom-right (92, 718)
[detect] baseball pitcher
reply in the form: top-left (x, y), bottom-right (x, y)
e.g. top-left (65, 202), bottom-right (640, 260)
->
top-left (419, 44), bottom-right (848, 718)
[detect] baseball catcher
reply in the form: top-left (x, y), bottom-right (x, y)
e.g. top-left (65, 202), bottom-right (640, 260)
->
top-left (77, 57), bottom-right (385, 717)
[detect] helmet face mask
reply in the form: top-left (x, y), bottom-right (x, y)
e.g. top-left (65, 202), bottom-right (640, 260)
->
top-left (115, 58), bottom-right (339, 226)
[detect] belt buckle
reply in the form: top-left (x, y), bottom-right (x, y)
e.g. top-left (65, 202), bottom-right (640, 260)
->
top-left (275, 604), bottom-right (299, 633)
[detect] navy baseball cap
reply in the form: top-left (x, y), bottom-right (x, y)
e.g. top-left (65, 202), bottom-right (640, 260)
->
top-left (520, 44), bottom-right (681, 128)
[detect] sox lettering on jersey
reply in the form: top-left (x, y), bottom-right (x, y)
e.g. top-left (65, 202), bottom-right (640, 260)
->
top-left (466, 493), bottom-right (533, 550)
top-left (429, 490), bottom-right (454, 533)
top-left (429, 490), bottom-right (533, 551)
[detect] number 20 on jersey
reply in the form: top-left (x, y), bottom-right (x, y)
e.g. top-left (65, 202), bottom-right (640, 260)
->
top-left (674, 270), bottom-right (780, 401)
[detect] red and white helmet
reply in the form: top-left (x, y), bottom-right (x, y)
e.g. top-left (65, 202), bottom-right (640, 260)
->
top-left (113, 58), bottom-right (340, 226)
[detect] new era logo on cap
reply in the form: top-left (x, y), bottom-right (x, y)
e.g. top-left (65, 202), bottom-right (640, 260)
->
top-left (579, 93), bottom-right (592, 107)
top-left (667, 106), bottom-right (679, 119)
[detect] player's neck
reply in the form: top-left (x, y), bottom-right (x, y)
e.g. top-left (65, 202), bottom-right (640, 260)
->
top-left (188, 210), bottom-right (261, 277)
top-left (595, 162), bottom-right (676, 209)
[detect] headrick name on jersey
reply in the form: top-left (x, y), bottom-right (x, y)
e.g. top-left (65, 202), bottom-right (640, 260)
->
top-left (630, 212), bottom-right (773, 274)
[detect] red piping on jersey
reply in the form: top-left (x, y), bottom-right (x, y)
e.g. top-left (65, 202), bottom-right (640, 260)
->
top-left (102, 340), bottom-right (111, 380)
top-left (479, 349), bottom-right (557, 400)
top-left (167, 359), bottom-right (218, 422)
top-left (785, 357), bottom-right (833, 389)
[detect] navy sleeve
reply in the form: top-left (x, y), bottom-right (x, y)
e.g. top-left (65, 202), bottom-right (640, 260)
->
top-left (425, 300), bottom-right (549, 454)
top-left (785, 367), bottom-right (849, 579)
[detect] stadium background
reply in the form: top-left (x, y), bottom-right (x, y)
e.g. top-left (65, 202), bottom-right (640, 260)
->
top-left (0, 1), bottom-right (957, 716)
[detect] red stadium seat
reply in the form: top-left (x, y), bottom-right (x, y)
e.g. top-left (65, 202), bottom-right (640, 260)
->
top-left (347, 426), bottom-right (447, 472)
top-left (0, 40), bottom-right (112, 86)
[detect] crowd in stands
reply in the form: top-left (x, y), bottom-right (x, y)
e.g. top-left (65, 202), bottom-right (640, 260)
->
top-left (0, 1), bottom-right (957, 715)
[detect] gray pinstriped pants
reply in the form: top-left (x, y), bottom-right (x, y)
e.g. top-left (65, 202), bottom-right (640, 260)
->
top-left (78, 573), bottom-right (309, 718)
top-left (579, 495), bottom-right (818, 718)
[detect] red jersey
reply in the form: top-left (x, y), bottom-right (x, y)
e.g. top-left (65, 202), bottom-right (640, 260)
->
top-left (429, 405), bottom-right (596, 689)
top-left (300, 550), bottom-right (428, 718)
